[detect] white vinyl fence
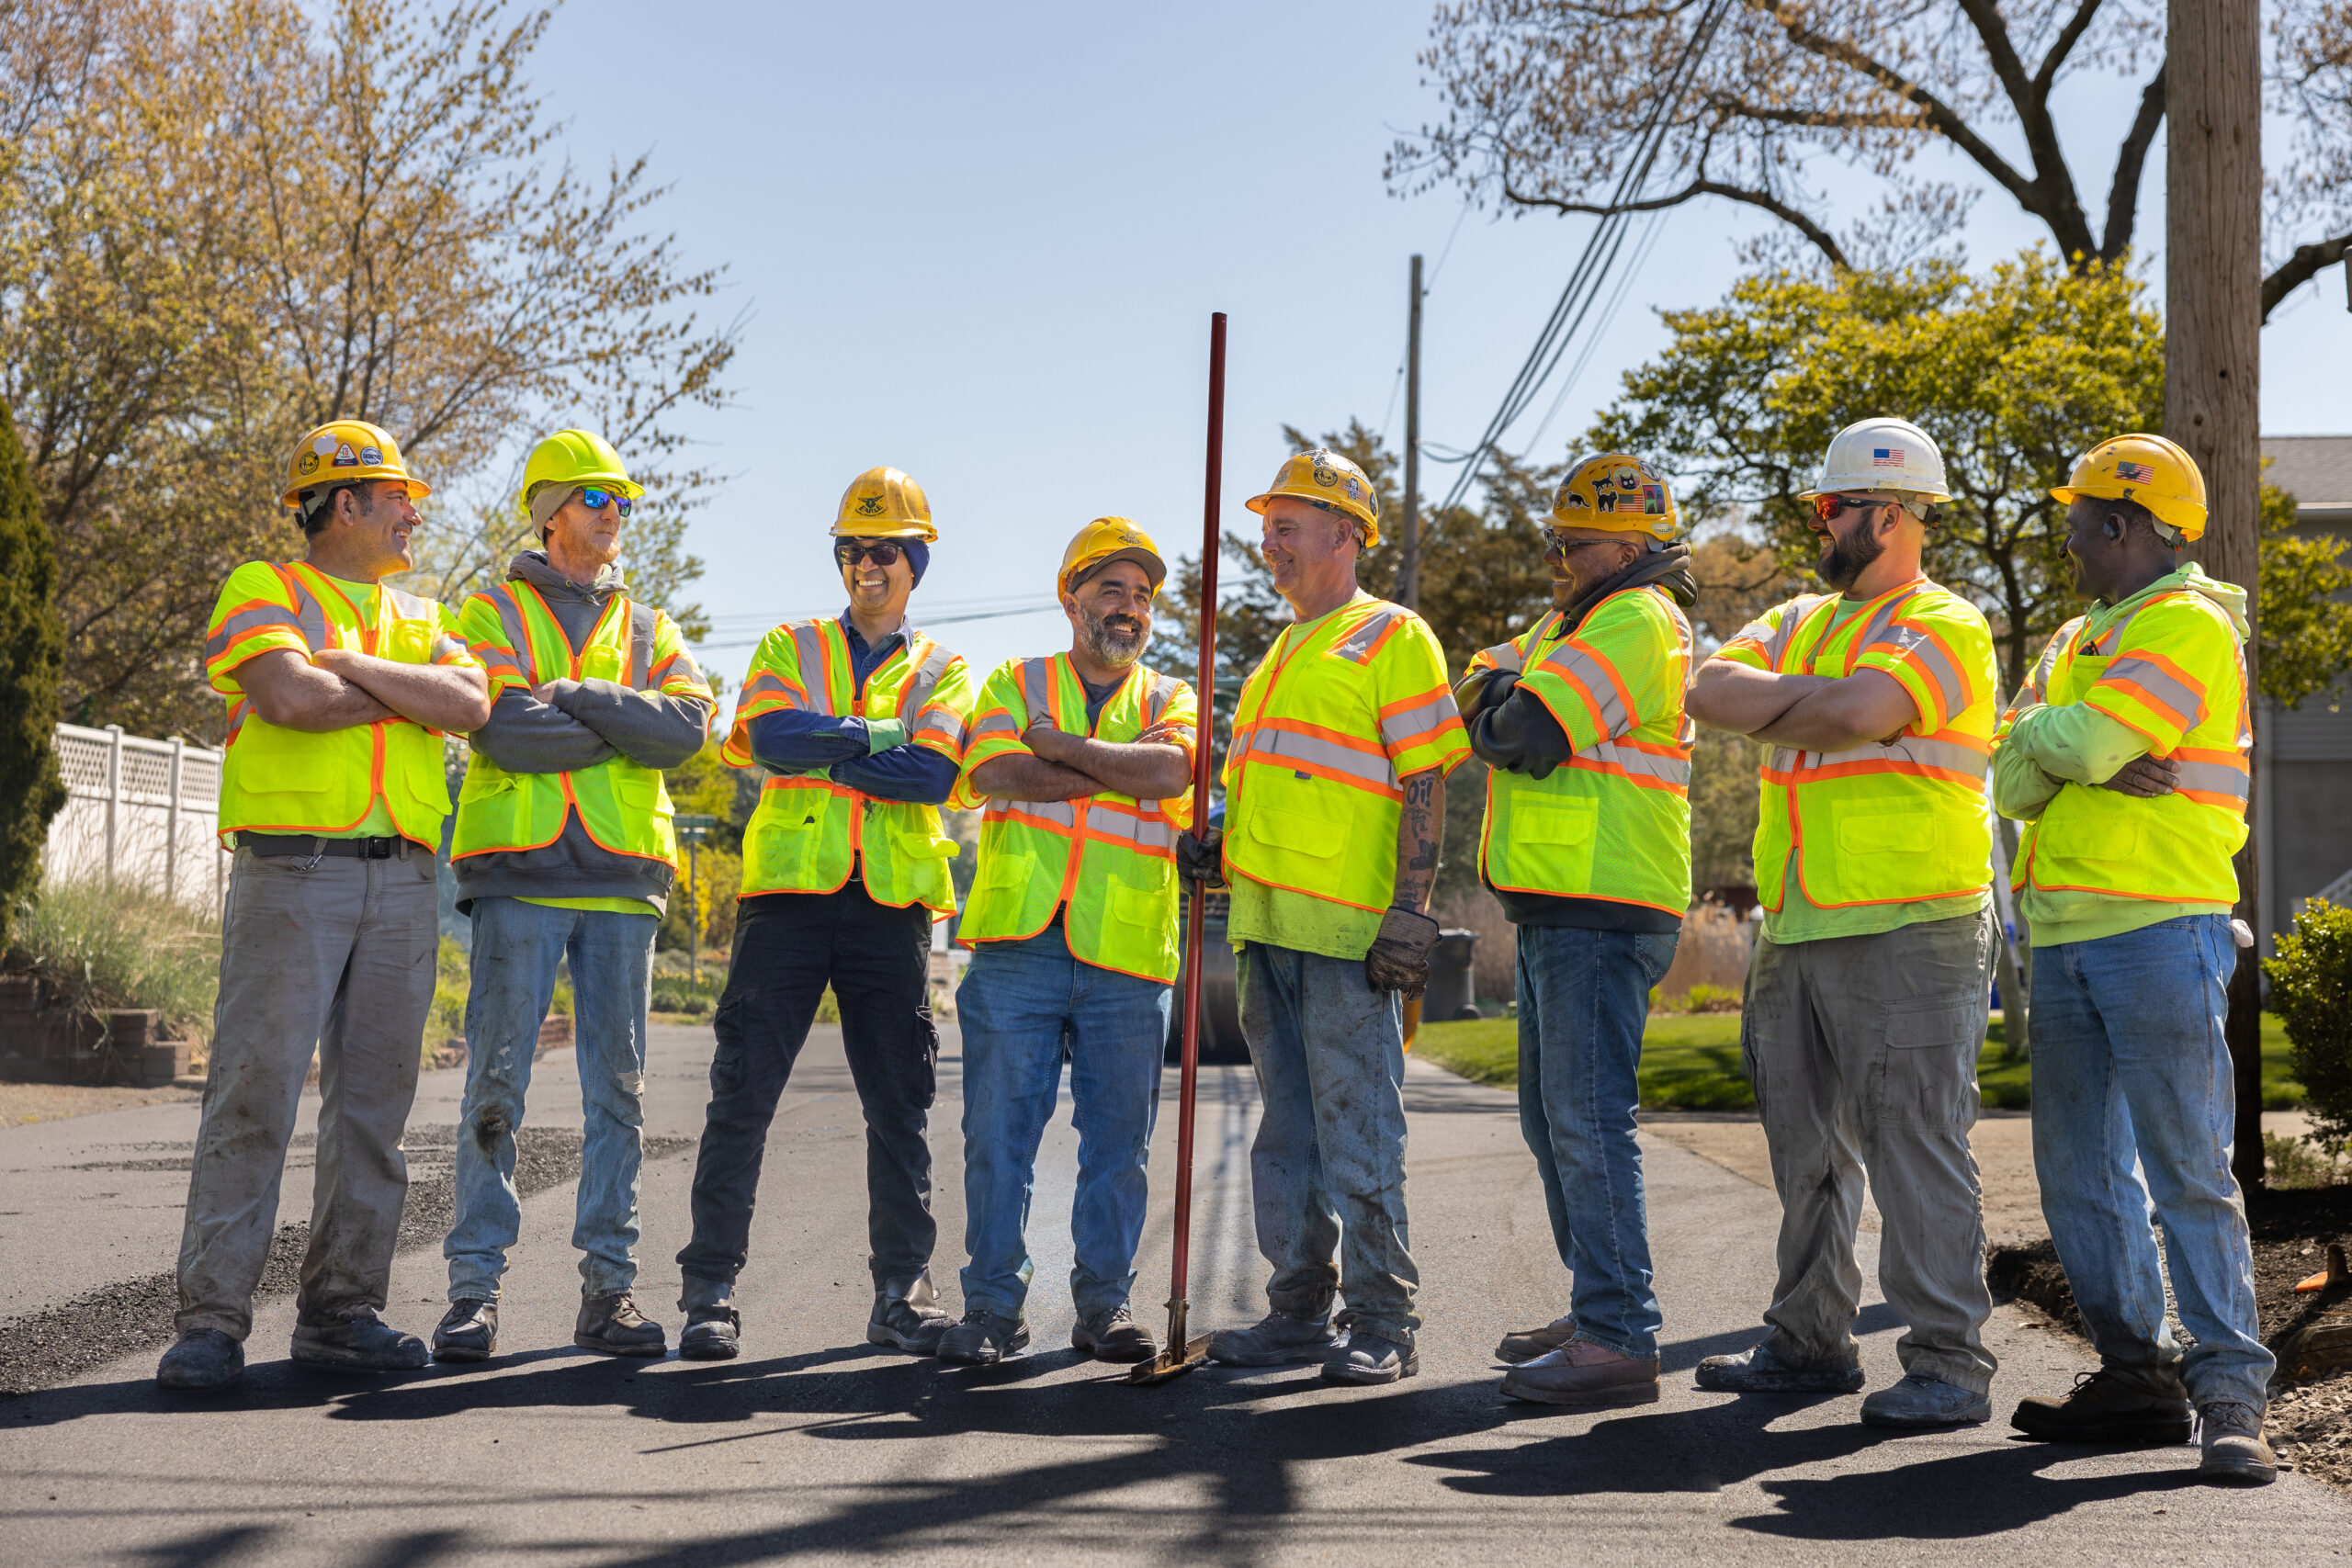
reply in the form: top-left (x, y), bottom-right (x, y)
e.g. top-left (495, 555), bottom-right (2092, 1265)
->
top-left (45, 723), bottom-right (230, 910)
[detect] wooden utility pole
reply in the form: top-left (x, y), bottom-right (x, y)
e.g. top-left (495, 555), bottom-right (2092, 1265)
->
top-left (1398, 254), bottom-right (1424, 611)
top-left (2165, 0), bottom-right (2264, 1192)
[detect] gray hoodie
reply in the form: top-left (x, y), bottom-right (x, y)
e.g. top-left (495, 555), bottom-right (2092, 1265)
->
top-left (452, 551), bottom-right (713, 913)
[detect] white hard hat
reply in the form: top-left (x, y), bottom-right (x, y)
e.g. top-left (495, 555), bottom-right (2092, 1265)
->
top-left (1802, 417), bottom-right (1951, 504)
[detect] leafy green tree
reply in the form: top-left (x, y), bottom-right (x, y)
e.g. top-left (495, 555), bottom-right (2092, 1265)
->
top-left (0, 401), bottom-right (65, 948)
top-left (2256, 478), bottom-right (2352, 709)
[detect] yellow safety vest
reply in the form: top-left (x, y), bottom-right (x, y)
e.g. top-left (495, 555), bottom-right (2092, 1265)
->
top-left (2006, 591), bottom-right (2248, 903)
top-left (1222, 597), bottom-right (1463, 913)
top-left (1736, 581), bottom-right (1996, 910)
top-left (214, 562), bottom-right (457, 845)
top-left (450, 581), bottom-right (680, 869)
top-left (1474, 586), bottom-right (1695, 914)
top-left (727, 617), bottom-right (969, 915)
top-left (957, 659), bottom-right (1195, 983)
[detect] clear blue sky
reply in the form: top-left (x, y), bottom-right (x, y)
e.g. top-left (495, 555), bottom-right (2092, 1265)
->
top-left (529, 0), bottom-right (2352, 696)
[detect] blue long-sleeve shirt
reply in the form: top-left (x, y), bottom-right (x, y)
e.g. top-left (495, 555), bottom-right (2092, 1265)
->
top-left (747, 613), bottom-right (958, 805)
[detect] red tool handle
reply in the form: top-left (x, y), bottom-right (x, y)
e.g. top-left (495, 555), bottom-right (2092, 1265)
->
top-left (1170, 311), bottom-right (1226, 1308)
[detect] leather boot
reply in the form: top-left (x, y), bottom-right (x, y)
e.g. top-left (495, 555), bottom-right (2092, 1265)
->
top-left (867, 1271), bottom-right (950, 1355)
top-left (575, 1292), bottom-right (667, 1358)
top-left (678, 1276), bottom-right (741, 1361)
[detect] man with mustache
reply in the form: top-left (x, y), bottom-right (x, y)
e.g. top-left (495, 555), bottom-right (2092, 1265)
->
top-left (1684, 418), bottom-right (2001, 1428)
top-left (1185, 448), bottom-right (1471, 1386)
top-left (673, 467), bottom-right (975, 1360)
top-left (160, 422), bottom-right (492, 1391)
top-left (1454, 455), bottom-right (1697, 1408)
top-left (943, 520), bottom-right (1198, 1364)
top-left (1993, 435), bottom-right (2274, 1484)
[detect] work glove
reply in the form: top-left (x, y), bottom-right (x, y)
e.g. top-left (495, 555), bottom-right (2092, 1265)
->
top-left (864, 716), bottom-right (909, 753)
top-left (1175, 828), bottom-right (1226, 889)
top-left (1363, 906), bottom-right (1442, 998)
top-left (1452, 666), bottom-right (1518, 728)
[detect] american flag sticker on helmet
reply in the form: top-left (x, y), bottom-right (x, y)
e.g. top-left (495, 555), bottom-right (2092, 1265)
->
top-left (2114, 460), bottom-right (2155, 484)
top-left (1872, 447), bottom-right (1905, 467)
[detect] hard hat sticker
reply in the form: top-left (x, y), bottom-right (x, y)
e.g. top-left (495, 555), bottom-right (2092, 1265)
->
top-left (1596, 490), bottom-right (1618, 513)
top-left (1643, 485), bottom-right (1666, 513)
top-left (313, 435), bottom-right (339, 457)
top-left (855, 495), bottom-right (884, 516)
top-left (2115, 460), bottom-right (2155, 483)
top-left (1613, 466), bottom-right (1640, 491)
top-left (298, 453), bottom-right (320, 476)
top-left (1562, 490), bottom-right (1589, 509)
top-left (332, 443), bottom-right (357, 467)
top-left (359, 446), bottom-right (382, 466)
top-left (1872, 446), bottom-right (1905, 467)
top-left (1312, 466), bottom-right (1339, 488)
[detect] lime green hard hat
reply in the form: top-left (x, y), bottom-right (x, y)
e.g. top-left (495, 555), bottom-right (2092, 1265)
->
top-left (515, 429), bottom-right (642, 522)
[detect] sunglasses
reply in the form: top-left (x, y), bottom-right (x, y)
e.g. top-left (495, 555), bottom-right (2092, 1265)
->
top-left (1541, 529), bottom-right (1621, 558)
top-left (835, 539), bottom-right (906, 568)
top-left (1810, 494), bottom-right (1885, 525)
top-left (578, 487), bottom-right (633, 517)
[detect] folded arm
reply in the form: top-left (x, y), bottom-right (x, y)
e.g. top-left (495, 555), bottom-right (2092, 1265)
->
top-left (548, 678), bottom-right (712, 771)
top-left (234, 649), bottom-right (396, 732)
top-left (469, 686), bottom-right (618, 774)
top-left (312, 647), bottom-right (492, 733)
top-left (1023, 720), bottom-right (1193, 799)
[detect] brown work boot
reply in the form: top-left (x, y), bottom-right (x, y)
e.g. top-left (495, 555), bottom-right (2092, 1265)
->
top-left (575, 1292), bottom-right (667, 1358)
top-left (2011, 1368), bottom-right (2192, 1445)
top-left (1495, 1315), bottom-right (1577, 1367)
top-left (2198, 1401), bottom-right (2278, 1485)
top-left (1072, 1306), bottom-right (1158, 1364)
top-left (1500, 1336), bottom-right (1661, 1407)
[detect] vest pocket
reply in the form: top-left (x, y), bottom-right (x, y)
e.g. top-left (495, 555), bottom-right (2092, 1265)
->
top-left (979, 851), bottom-right (1035, 891)
top-left (1108, 879), bottom-right (1166, 925)
top-left (2063, 814), bottom-right (2143, 863)
top-left (1506, 797), bottom-right (1597, 891)
top-left (1836, 812), bottom-right (1935, 857)
top-left (1246, 808), bottom-right (1340, 857)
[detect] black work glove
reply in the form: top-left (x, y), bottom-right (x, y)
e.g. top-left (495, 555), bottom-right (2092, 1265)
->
top-left (1452, 666), bottom-right (1518, 728)
top-left (1363, 907), bottom-right (1442, 998)
top-left (1176, 828), bottom-right (1226, 889)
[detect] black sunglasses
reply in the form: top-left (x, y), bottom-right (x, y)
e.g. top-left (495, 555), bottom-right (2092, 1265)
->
top-left (835, 539), bottom-right (906, 568)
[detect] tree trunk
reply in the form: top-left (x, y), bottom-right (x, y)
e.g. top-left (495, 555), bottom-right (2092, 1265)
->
top-left (2165, 0), bottom-right (2265, 1194)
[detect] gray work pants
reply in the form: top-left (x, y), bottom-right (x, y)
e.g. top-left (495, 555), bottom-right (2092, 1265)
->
top-left (175, 845), bottom-right (438, 1339)
top-left (1740, 909), bottom-right (1998, 1394)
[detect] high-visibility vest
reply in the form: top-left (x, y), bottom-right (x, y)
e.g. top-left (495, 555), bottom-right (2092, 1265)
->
top-left (2004, 588), bottom-right (2249, 903)
top-left (209, 561), bottom-right (460, 844)
top-left (726, 616), bottom-right (972, 915)
top-left (450, 581), bottom-right (693, 869)
top-left (1222, 596), bottom-right (1465, 912)
top-left (956, 658), bottom-right (1197, 983)
top-left (1472, 586), bottom-right (1695, 914)
top-left (1729, 580), bottom-right (1997, 910)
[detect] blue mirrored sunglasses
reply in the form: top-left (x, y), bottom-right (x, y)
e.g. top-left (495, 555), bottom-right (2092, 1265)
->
top-left (579, 487), bottom-right (633, 517)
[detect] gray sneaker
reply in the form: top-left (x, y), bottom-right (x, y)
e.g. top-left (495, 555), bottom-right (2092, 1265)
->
top-left (937, 1309), bottom-right (1028, 1366)
top-left (156, 1327), bottom-right (243, 1391)
top-left (1322, 1331), bottom-right (1419, 1385)
top-left (290, 1309), bottom-right (428, 1372)
top-left (1206, 1310), bottom-right (1339, 1367)
top-left (2198, 1401), bottom-right (2278, 1485)
top-left (1860, 1372), bottom-right (1992, 1428)
top-left (1696, 1340), bottom-right (1866, 1393)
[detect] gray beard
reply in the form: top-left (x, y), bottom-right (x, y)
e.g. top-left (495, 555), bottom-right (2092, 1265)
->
top-left (1082, 615), bottom-right (1146, 669)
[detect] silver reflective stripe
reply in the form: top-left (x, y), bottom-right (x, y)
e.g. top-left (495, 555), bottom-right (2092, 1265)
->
top-left (790, 622), bottom-right (835, 715)
top-left (899, 638), bottom-right (957, 720)
top-left (1581, 740), bottom-right (1691, 788)
top-left (1869, 618), bottom-right (1968, 717)
top-left (204, 603), bottom-right (303, 660)
top-left (1535, 641), bottom-right (1629, 735)
top-left (1245, 726), bottom-right (1396, 790)
top-left (627, 602), bottom-right (657, 689)
top-left (2009, 618), bottom-right (2079, 713)
top-left (1017, 656), bottom-right (1054, 723)
top-left (2102, 656), bottom-right (2204, 726)
top-left (1332, 605), bottom-right (1404, 664)
top-left (1380, 688), bottom-right (1459, 745)
top-left (969, 711), bottom-right (1023, 738)
top-left (281, 571), bottom-right (330, 650)
top-left (1797, 735), bottom-right (1989, 775)
top-left (994, 797), bottom-right (1079, 828)
top-left (1736, 593), bottom-right (1833, 668)
top-left (1085, 804), bottom-right (1177, 851)
top-left (2174, 758), bottom-right (2250, 799)
top-left (1141, 668), bottom-right (1170, 726)
top-left (485, 589), bottom-right (538, 679)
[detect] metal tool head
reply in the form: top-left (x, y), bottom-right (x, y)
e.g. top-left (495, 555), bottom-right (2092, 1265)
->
top-left (1122, 1335), bottom-right (1210, 1386)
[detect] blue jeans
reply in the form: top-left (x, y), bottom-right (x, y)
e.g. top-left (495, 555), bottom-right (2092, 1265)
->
top-left (956, 919), bottom-right (1170, 1324)
top-left (1515, 924), bottom-right (1679, 1359)
top-left (447, 897), bottom-right (657, 1301)
top-left (2030, 914), bottom-right (2275, 1408)
top-left (1238, 942), bottom-right (1419, 1343)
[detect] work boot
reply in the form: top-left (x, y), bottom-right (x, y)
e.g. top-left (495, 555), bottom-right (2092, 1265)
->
top-left (2198, 1402), bottom-right (2278, 1485)
top-left (1499, 1337), bottom-right (1660, 1407)
top-left (1495, 1314), bottom-right (1577, 1367)
top-left (678, 1277), bottom-right (740, 1362)
top-left (1072, 1305), bottom-right (1157, 1364)
top-left (431, 1299), bottom-right (499, 1364)
top-left (1860, 1372), bottom-right (1991, 1428)
top-left (867, 1275), bottom-right (951, 1356)
top-left (574, 1292), bottom-right (666, 1358)
top-left (289, 1308), bottom-right (428, 1372)
top-left (1322, 1330), bottom-right (1419, 1386)
top-left (2011, 1368), bottom-right (2192, 1445)
top-left (156, 1327), bottom-right (243, 1392)
top-left (1695, 1339), bottom-right (1866, 1394)
top-left (936, 1309), bottom-right (1029, 1366)
top-left (1206, 1309), bottom-right (1339, 1367)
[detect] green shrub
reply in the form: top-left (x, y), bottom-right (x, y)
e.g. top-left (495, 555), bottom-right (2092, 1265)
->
top-left (7, 880), bottom-right (219, 1033)
top-left (2265, 900), bottom-right (2352, 1150)
top-left (650, 969), bottom-right (724, 1017)
top-left (429, 937), bottom-right (469, 1042)
top-left (1682, 983), bottom-right (1743, 1014)
top-left (0, 404), bottom-right (64, 952)
top-left (2265, 1131), bottom-right (2350, 1190)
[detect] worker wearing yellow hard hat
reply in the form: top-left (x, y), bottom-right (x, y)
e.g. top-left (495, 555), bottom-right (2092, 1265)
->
top-left (674, 465), bottom-right (975, 1362)
top-left (161, 420), bottom-right (492, 1393)
top-left (1685, 415), bottom-right (2002, 1428)
top-left (433, 429), bottom-right (715, 1366)
top-left (1453, 453), bottom-right (1699, 1407)
top-left (942, 518), bottom-right (1199, 1366)
top-left (1187, 446), bottom-right (1470, 1386)
top-left (1994, 434), bottom-right (2275, 1482)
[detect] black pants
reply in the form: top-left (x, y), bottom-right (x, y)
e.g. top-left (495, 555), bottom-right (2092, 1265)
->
top-left (678, 883), bottom-right (939, 1293)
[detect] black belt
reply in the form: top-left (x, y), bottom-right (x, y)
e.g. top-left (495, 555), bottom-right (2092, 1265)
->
top-left (242, 833), bottom-right (414, 861)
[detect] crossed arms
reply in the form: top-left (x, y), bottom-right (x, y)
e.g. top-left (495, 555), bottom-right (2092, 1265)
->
top-left (238, 647), bottom-right (491, 735)
top-left (1684, 661), bottom-right (1918, 750)
top-left (968, 718), bottom-right (1192, 803)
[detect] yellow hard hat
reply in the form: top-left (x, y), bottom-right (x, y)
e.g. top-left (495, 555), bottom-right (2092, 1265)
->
top-left (1058, 517), bottom-right (1166, 597)
top-left (1548, 453), bottom-right (1679, 544)
top-left (831, 466), bottom-right (936, 542)
top-left (279, 420), bottom-right (428, 508)
top-left (2050, 433), bottom-right (2208, 542)
top-left (1246, 448), bottom-right (1382, 548)
top-left (515, 429), bottom-right (641, 522)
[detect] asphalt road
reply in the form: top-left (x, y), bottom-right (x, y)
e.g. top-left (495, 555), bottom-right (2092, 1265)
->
top-left (3, 1020), bottom-right (2348, 1566)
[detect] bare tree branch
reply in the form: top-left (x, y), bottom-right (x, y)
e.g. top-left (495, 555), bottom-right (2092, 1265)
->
top-left (2262, 229), bottom-right (2352, 320)
top-left (1500, 170), bottom-right (1853, 269)
top-left (2101, 64), bottom-right (2166, 262)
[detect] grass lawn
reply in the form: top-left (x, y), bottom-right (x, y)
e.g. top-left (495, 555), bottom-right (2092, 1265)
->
top-left (1413, 1010), bottom-right (2305, 1113)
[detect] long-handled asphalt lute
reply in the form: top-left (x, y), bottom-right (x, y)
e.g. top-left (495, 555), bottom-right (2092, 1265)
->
top-left (1125, 310), bottom-right (1227, 1386)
